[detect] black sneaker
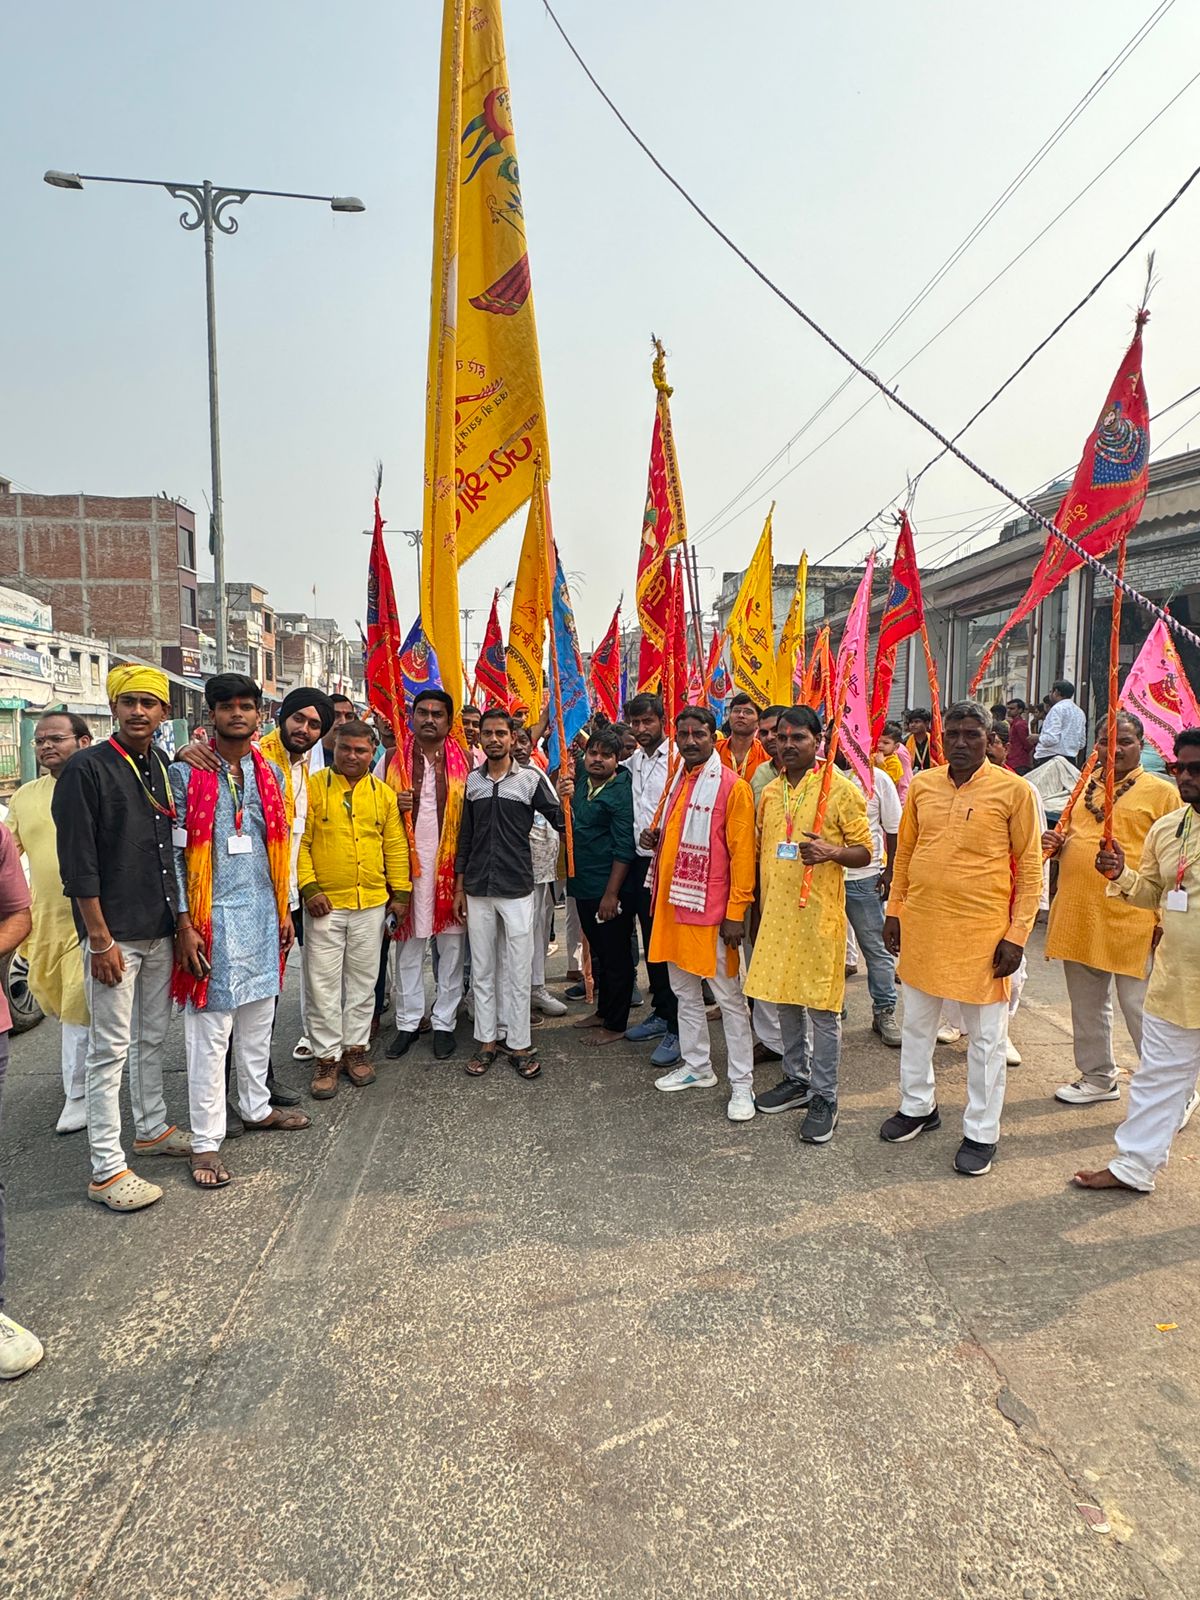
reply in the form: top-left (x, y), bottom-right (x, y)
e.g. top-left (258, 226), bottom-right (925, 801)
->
top-left (564, 982), bottom-right (587, 1001)
top-left (385, 1029), bottom-right (420, 1060)
top-left (754, 1077), bottom-right (813, 1114)
top-left (879, 1106), bottom-right (941, 1143)
top-left (432, 1029), bottom-right (457, 1060)
top-left (799, 1094), bottom-right (838, 1144)
top-left (954, 1137), bottom-right (996, 1177)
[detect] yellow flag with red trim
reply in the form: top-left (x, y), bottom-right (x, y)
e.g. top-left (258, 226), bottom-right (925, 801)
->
top-left (421, 0), bottom-right (550, 711)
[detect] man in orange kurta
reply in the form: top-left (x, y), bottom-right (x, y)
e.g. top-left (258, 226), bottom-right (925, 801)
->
top-left (1043, 712), bottom-right (1178, 1107)
top-left (881, 703), bottom-right (1042, 1177)
top-left (716, 694), bottom-right (770, 783)
top-left (646, 707), bottom-right (757, 1122)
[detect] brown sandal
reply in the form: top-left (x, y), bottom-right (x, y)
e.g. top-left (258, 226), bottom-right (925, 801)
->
top-left (189, 1154), bottom-right (231, 1189)
top-left (241, 1109), bottom-right (312, 1132)
top-left (466, 1047), bottom-right (500, 1076)
top-left (507, 1048), bottom-right (542, 1080)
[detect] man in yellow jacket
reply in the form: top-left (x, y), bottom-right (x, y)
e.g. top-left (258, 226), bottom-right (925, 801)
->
top-left (298, 719), bottom-right (410, 1098)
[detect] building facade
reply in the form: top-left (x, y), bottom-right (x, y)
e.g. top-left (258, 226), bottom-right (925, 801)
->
top-left (0, 479), bottom-right (200, 674)
top-left (0, 583), bottom-right (112, 793)
top-left (197, 581), bottom-right (278, 702)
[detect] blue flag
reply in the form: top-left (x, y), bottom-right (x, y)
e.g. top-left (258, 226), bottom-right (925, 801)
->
top-left (396, 616), bottom-right (442, 707)
top-left (547, 559), bottom-right (590, 770)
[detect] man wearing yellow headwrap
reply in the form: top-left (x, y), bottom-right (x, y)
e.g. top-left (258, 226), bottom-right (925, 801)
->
top-left (52, 663), bottom-right (191, 1211)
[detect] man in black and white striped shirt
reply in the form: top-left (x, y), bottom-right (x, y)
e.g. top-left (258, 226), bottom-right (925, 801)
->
top-left (453, 709), bottom-right (563, 1075)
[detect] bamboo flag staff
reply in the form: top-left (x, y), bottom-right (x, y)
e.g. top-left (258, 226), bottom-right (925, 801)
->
top-left (1102, 539), bottom-right (1128, 848)
top-left (798, 655), bottom-right (852, 911)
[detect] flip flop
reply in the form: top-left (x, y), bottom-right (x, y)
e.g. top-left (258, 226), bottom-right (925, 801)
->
top-left (189, 1155), bottom-right (232, 1189)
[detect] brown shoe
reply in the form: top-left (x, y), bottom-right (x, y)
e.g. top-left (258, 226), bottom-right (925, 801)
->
top-left (311, 1057), bottom-right (341, 1099)
top-left (342, 1047), bottom-right (377, 1088)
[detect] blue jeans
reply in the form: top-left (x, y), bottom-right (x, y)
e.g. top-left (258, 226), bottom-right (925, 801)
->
top-left (844, 874), bottom-right (898, 1012)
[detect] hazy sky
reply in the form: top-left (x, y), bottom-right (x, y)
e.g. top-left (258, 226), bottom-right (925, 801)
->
top-left (4, 0), bottom-right (1199, 656)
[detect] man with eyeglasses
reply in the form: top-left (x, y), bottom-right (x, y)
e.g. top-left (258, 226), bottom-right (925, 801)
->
top-left (1075, 727), bottom-right (1200, 1194)
top-left (5, 712), bottom-right (94, 1133)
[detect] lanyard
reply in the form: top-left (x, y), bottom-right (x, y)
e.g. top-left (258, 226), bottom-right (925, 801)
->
top-left (780, 771), bottom-right (816, 843)
top-left (108, 737), bottom-right (175, 820)
top-left (586, 775), bottom-right (615, 802)
top-left (1177, 809), bottom-right (1195, 892)
top-left (225, 768), bottom-right (244, 835)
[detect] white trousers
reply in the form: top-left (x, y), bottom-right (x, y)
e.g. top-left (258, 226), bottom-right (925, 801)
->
top-left (61, 1020), bottom-right (89, 1101)
top-left (1110, 1011), bottom-right (1200, 1192)
top-left (303, 905), bottom-right (386, 1058)
top-left (1063, 958), bottom-right (1148, 1090)
top-left (669, 962), bottom-right (754, 1089)
top-left (900, 983), bottom-right (1008, 1144)
top-left (531, 883), bottom-right (554, 991)
top-left (84, 937), bottom-right (173, 1183)
top-left (184, 996), bottom-right (274, 1152)
top-left (468, 894), bottom-right (535, 1051)
top-left (391, 929), bottom-right (465, 1032)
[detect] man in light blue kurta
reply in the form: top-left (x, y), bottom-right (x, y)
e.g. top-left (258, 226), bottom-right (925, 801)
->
top-left (170, 674), bottom-right (309, 1188)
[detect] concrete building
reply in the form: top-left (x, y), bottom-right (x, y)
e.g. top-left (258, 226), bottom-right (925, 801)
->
top-left (0, 478), bottom-right (200, 677)
top-left (275, 613), bottom-right (363, 703)
top-left (715, 562), bottom-right (870, 653)
top-left (198, 581), bottom-right (279, 703)
top-left (0, 583), bottom-right (112, 793)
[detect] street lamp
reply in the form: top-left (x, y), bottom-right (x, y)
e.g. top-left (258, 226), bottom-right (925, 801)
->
top-left (44, 169), bottom-right (366, 669)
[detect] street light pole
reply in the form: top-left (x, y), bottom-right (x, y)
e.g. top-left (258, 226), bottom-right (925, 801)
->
top-left (44, 169), bottom-right (365, 670)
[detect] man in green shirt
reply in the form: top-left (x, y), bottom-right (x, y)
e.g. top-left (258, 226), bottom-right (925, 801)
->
top-left (565, 728), bottom-right (638, 1045)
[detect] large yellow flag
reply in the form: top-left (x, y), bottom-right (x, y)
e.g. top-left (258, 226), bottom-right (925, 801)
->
top-left (773, 552), bottom-right (807, 704)
top-left (506, 457), bottom-right (552, 715)
top-left (728, 507), bottom-right (776, 709)
top-left (422, 0), bottom-right (550, 710)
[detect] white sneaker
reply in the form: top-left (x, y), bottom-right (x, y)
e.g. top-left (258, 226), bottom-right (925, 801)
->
top-left (655, 1064), bottom-right (718, 1093)
top-left (1005, 1037), bottom-right (1022, 1067)
top-left (0, 1314), bottom-right (44, 1380)
top-left (936, 1026), bottom-right (963, 1045)
top-left (1055, 1079), bottom-right (1120, 1105)
top-left (55, 1097), bottom-right (87, 1135)
top-left (531, 986), bottom-right (567, 1017)
top-left (1180, 1090), bottom-right (1200, 1131)
top-left (727, 1086), bottom-right (756, 1121)
top-left (292, 1036), bottom-right (314, 1061)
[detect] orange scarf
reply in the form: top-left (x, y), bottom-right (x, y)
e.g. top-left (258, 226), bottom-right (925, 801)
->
top-left (170, 748), bottom-right (292, 1008)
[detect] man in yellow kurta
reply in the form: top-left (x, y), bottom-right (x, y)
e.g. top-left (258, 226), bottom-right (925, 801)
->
top-left (882, 702), bottom-right (1042, 1176)
top-left (644, 707), bottom-right (757, 1122)
top-left (5, 711), bottom-right (93, 1133)
top-left (1043, 711), bottom-right (1179, 1107)
top-left (746, 706), bottom-right (872, 1143)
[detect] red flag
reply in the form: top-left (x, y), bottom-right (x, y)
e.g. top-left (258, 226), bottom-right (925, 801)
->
top-left (636, 344), bottom-right (687, 691)
top-left (365, 483), bottom-right (406, 731)
top-left (870, 512), bottom-right (926, 743)
top-left (971, 316), bottom-right (1150, 694)
top-left (590, 604), bottom-right (622, 721)
top-left (473, 589), bottom-right (510, 710)
top-left (801, 624), bottom-right (833, 718)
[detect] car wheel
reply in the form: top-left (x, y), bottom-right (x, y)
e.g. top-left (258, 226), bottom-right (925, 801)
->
top-left (1, 951), bottom-right (44, 1033)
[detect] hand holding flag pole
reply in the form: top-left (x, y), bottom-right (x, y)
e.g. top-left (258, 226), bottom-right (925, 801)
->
top-left (799, 653), bottom-right (852, 911)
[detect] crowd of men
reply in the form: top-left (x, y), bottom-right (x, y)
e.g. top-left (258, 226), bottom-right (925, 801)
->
top-left (1, 663), bottom-right (1198, 1381)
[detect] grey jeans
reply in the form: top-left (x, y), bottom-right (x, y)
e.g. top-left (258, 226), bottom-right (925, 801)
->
top-left (779, 1004), bottom-right (842, 1102)
top-left (84, 937), bottom-right (173, 1183)
top-left (1063, 958), bottom-right (1149, 1090)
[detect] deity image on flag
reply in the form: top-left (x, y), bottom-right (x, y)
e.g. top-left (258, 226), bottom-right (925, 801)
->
top-left (1120, 619), bottom-right (1200, 762)
top-left (398, 618), bottom-right (443, 704)
top-left (1091, 401), bottom-right (1148, 487)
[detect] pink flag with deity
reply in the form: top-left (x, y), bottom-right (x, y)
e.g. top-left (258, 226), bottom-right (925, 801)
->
top-left (1120, 620), bottom-right (1200, 762)
top-left (835, 550), bottom-right (876, 796)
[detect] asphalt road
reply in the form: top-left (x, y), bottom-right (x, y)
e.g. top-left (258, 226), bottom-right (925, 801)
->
top-left (1, 929), bottom-right (1196, 1599)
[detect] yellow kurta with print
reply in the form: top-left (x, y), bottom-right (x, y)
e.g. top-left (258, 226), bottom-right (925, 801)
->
top-left (1108, 805), bottom-right (1200, 1029)
top-left (1045, 768), bottom-right (1179, 978)
top-left (5, 775), bottom-right (88, 1025)
top-left (647, 772), bottom-right (756, 980)
top-left (745, 771), bottom-right (872, 1011)
top-left (886, 762), bottom-right (1042, 1006)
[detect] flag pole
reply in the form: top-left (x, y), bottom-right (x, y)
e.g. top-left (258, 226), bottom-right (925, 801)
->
top-left (539, 462), bottom-right (575, 876)
top-left (1102, 538), bottom-right (1128, 848)
top-left (372, 470), bottom-right (418, 875)
top-left (799, 653), bottom-right (852, 910)
top-left (919, 620), bottom-right (945, 766)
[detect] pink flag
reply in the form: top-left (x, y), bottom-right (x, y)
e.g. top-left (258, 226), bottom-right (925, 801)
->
top-left (835, 551), bottom-right (876, 796)
top-left (1120, 620), bottom-right (1200, 762)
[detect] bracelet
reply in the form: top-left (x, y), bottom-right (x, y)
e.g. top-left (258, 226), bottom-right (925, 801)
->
top-left (88, 938), bottom-right (115, 956)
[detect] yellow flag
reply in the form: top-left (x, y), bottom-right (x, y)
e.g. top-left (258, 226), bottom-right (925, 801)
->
top-left (727, 506), bottom-right (775, 709)
top-left (773, 552), bottom-right (807, 704)
top-left (506, 458), bottom-right (552, 715)
top-left (422, 0), bottom-right (550, 710)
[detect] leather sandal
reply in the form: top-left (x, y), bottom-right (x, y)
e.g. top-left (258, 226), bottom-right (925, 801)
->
top-left (241, 1109), bottom-right (312, 1132)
